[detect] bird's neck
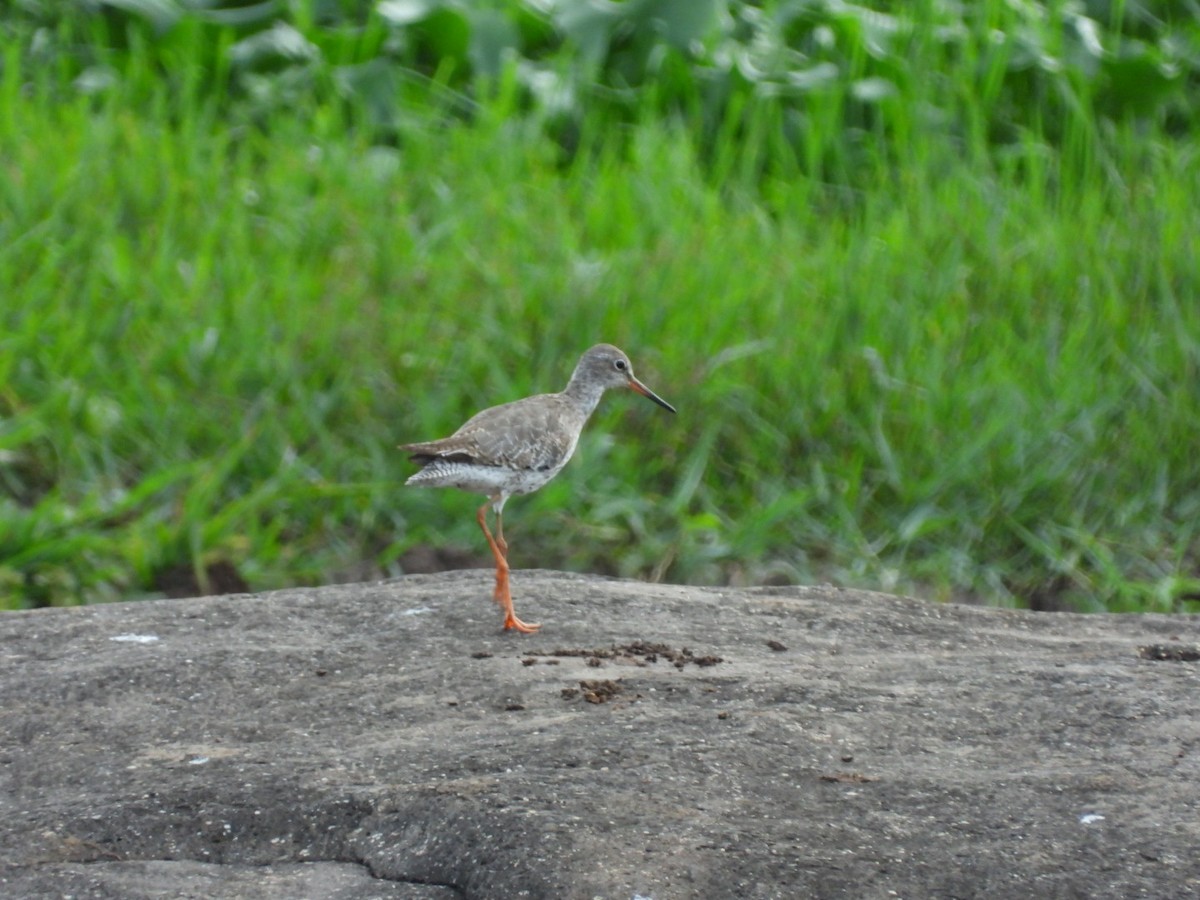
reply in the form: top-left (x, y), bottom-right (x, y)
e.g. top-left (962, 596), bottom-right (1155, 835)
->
top-left (562, 371), bottom-right (606, 418)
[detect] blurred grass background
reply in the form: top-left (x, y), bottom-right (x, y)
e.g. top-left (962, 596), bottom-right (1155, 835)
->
top-left (2, 0), bottom-right (1199, 612)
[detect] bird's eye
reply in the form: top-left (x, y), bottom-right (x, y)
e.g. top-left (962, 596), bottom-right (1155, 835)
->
top-left (614, 359), bottom-right (627, 371)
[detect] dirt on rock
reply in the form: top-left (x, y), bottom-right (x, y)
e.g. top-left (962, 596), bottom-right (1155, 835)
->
top-left (2, 570), bottom-right (1199, 899)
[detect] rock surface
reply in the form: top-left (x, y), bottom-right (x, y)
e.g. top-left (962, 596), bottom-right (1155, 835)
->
top-left (2, 571), bottom-right (1199, 899)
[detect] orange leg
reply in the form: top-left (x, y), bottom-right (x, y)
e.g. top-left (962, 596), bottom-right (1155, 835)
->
top-left (476, 503), bottom-right (540, 633)
top-left (495, 509), bottom-right (508, 559)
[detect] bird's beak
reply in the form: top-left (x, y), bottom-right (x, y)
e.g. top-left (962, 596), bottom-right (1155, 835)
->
top-left (628, 376), bottom-right (676, 414)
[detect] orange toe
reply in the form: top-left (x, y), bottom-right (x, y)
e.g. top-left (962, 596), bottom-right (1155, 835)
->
top-left (503, 612), bottom-right (542, 634)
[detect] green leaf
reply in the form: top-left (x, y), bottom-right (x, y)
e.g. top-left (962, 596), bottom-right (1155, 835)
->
top-left (229, 22), bottom-right (321, 70)
top-left (414, 7), bottom-right (472, 63)
top-left (377, 0), bottom-right (441, 27)
top-left (851, 76), bottom-right (897, 102)
top-left (100, 0), bottom-right (184, 33)
top-left (633, 0), bottom-right (725, 50)
top-left (467, 8), bottom-right (520, 79)
top-left (1101, 43), bottom-right (1181, 116)
top-left (553, 0), bottom-right (619, 69)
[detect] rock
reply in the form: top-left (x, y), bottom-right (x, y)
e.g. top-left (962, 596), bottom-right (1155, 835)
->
top-left (2, 571), bottom-right (1199, 899)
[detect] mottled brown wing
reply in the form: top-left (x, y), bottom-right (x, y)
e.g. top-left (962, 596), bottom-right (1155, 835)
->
top-left (401, 393), bottom-right (580, 472)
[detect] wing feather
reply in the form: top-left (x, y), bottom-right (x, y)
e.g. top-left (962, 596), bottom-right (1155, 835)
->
top-left (400, 393), bottom-right (583, 472)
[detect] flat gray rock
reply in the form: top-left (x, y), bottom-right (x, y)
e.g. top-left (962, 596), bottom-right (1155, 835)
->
top-left (2, 571), bottom-right (1198, 899)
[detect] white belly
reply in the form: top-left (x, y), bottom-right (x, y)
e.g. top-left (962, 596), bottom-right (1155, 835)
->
top-left (406, 460), bottom-right (565, 498)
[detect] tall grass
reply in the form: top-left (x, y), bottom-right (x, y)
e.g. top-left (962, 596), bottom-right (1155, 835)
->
top-left (2, 3), bottom-right (1199, 612)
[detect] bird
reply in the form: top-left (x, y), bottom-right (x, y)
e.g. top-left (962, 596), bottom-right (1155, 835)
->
top-left (399, 344), bottom-right (676, 633)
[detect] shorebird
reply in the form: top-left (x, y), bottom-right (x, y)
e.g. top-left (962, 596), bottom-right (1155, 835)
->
top-left (400, 344), bottom-right (675, 633)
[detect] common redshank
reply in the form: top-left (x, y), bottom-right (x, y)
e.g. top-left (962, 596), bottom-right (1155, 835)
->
top-left (400, 344), bottom-right (675, 633)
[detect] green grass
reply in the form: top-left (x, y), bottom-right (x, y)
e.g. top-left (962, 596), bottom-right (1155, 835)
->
top-left (2, 4), bottom-right (1200, 613)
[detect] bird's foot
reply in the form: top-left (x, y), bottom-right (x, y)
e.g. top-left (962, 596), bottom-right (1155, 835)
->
top-left (502, 611), bottom-right (542, 634)
top-left (488, 557), bottom-right (538, 632)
